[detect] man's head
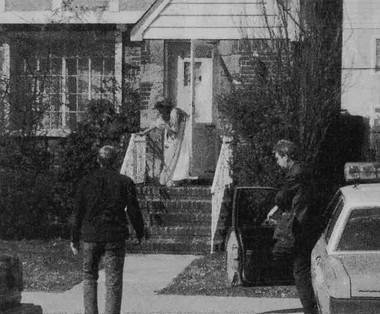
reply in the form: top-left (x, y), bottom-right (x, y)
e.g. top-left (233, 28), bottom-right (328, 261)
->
top-left (98, 145), bottom-right (118, 169)
top-left (273, 140), bottom-right (298, 169)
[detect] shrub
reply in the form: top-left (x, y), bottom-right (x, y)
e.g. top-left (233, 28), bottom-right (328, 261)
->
top-left (0, 169), bottom-right (70, 239)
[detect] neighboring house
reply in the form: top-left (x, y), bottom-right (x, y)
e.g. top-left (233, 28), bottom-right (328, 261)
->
top-left (0, 0), bottom-right (155, 137)
top-left (341, 0), bottom-right (380, 158)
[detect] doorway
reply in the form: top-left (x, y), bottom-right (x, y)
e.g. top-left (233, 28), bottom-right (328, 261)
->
top-left (166, 41), bottom-right (218, 180)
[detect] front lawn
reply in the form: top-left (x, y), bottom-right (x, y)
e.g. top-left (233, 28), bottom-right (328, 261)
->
top-left (0, 239), bottom-right (83, 292)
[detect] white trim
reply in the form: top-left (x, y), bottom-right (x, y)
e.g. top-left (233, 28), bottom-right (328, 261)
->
top-left (131, 0), bottom-right (171, 41)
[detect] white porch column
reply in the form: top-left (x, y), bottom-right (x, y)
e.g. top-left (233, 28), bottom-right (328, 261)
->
top-left (1, 43), bottom-right (10, 130)
top-left (189, 39), bottom-right (195, 171)
top-left (114, 27), bottom-right (124, 111)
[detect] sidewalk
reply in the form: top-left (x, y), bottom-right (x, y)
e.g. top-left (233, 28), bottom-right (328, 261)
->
top-left (22, 254), bottom-right (303, 314)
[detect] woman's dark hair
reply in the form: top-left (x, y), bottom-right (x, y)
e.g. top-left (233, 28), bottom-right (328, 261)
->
top-left (273, 140), bottom-right (298, 161)
top-left (154, 98), bottom-right (173, 121)
top-left (154, 98), bottom-right (173, 111)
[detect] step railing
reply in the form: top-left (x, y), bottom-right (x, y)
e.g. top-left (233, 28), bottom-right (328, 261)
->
top-left (120, 133), bottom-right (147, 183)
top-left (120, 133), bottom-right (163, 184)
top-left (210, 136), bottom-right (233, 253)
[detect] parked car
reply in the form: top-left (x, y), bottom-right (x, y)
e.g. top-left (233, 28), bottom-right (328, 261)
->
top-left (225, 186), bottom-right (293, 286)
top-left (311, 162), bottom-right (380, 314)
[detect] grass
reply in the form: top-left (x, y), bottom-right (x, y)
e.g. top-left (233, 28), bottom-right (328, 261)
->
top-left (0, 239), bottom-right (83, 292)
top-left (158, 252), bottom-right (298, 298)
top-left (0, 240), bottom-right (297, 298)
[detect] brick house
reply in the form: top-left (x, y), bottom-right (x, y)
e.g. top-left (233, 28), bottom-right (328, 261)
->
top-left (0, 0), bottom-right (300, 253)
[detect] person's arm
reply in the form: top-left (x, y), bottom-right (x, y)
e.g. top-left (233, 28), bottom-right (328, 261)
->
top-left (70, 179), bottom-right (86, 254)
top-left (138, 116), bottom-right (168, 136)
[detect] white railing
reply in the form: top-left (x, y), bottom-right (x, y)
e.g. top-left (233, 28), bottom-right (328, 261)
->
top-left (120, 133), bottom-right (147, 183)
top-left (210, 136), bottom-right (233, 253)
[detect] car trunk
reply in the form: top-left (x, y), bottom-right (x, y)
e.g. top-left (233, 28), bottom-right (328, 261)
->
top-left (339, 253), bottom-right (380, 298)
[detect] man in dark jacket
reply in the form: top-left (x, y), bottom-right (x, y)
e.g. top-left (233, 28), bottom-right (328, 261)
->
top-left (267, 140), bottom-right (318, 314)
top-left (70, 145), bottom-right (144, 314)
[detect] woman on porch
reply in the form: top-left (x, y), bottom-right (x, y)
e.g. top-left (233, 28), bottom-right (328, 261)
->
top-left (139, 98), bottom-right (190, 187)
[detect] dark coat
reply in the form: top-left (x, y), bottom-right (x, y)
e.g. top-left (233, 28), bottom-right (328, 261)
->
top-left (71, 168), bottom-right (144, 244)
top-left (273, 162), bottom-right (317, 250)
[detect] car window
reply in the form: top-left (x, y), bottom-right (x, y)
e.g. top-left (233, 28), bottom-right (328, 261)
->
top-left (337, 207), bottom-right (380, 251)
top-left (324, 193), bottom-right (344, 243)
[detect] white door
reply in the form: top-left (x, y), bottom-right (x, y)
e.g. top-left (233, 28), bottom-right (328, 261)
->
top-left (177, 57), bottom-right (215, 178)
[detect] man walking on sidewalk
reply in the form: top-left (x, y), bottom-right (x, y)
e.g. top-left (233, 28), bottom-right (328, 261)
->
top-left (70, 145), bottom-right (145, 314)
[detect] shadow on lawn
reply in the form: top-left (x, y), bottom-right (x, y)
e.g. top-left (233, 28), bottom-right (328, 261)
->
top-left (157, 252), bottom-right (298, 298)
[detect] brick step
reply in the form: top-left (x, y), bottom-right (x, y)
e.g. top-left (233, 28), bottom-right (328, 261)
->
top-left (146, 234), bottom-right (211, 243)
top-left (147, 212), bottom-right (212, 226)
top-left (139, 199), bottom-right (212, 213)
top-left (147, 225), bottom-right (211, 236)
top-left (137, 186), bottom-right (212, 201)
top-left (125, 238), bottom-right (214, 254)
top-left (4, 303), bottom-right (42, 314)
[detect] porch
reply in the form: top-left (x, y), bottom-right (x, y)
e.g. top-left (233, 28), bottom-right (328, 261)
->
top-left (121, 134), bottom-right (233, 254)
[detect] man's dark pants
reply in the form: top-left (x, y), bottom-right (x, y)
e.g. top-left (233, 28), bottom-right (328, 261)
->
top-left (83, 241), bottom-right (126, 314)
top-left (272, 239), bottom-right (318, 314)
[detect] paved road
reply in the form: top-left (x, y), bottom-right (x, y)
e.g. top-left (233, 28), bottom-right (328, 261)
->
top-left (22, 254), bottom-right (304, 314)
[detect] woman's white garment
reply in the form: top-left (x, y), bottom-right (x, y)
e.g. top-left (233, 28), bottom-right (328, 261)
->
top-left (158, 108), bottom-right (190, 186)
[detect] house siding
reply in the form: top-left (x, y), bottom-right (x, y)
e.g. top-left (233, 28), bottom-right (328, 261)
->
top-left (139, 0), bottom-right (298, 40)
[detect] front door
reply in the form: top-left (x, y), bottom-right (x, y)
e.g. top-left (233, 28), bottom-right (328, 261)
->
top-left (177, 57), bottom-right (217, 179)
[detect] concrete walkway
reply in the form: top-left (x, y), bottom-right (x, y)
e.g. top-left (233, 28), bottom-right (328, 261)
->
top-left (22, 254), bottom-right (303, 314)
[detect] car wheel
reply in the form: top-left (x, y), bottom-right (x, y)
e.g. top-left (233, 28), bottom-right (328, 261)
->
top-left (226, 229), bottom-right (242, 286)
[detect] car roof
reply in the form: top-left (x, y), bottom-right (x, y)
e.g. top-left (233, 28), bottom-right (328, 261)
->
top-left (340, 183), bottom-right (380, 207)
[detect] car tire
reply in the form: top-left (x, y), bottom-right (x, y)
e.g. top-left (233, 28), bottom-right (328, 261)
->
top-left (226, 229), bottom-right (242, 286)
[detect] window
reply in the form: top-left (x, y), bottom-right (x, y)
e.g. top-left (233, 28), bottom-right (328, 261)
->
top-left (337, 207), bottom-right (380, 251)
top-left (12, 32), bottom-right (115, 135)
